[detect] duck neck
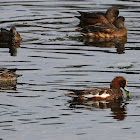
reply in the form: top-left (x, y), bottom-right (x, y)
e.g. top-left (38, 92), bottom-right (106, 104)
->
top-left (106, 13), bottom-right (113, 23)
top-left (114, 17), bottom-right (125, 29)
top-left (110, 80), bottom-right (120, 90)
top-left (115, 22), bottom-right (124, 29)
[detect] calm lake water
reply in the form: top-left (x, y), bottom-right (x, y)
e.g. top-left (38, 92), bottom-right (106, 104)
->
top-left (0, 0), bottom-right (140, 140)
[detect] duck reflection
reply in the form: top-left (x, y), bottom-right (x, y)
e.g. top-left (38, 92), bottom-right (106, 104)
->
top-left (0, 27), bottom-right (22, 43)
top-left (0, 26), bottom-right (22, 56)
top-left (0, 68), bottom-right (22, 90)
top-left (81, 36), bottom-right (127, 54)
top-left (67, 98), bottom-right (128, 121)
top-left (0, 42), bottom-right (20, 56)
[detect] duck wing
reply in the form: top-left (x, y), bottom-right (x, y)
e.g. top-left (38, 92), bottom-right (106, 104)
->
top-left (66, 87), bottom-right (111, 99)
top-left (81, 23), bottom-right (117, 34)
top-left (78, 11), bottom-right (105, 18)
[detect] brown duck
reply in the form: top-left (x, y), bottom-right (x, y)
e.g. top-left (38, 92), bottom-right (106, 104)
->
top-left (0, 26), bottom-right (22, 43)
top-left (76, 7), bottom-right (119, 26)
top-left (66, 76), bottom-right (129, 100)
top-left (77, 16), bottom-right (127, 38)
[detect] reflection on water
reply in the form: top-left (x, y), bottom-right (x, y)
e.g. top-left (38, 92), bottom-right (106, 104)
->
top-left (78, 36), bottom-right (127, 54)
top-left (0, 0), bottom-right (140, 139)
top-left (67, 98), bottom-right (128, 121)
top-left (0, 85), bottom-right (17, 90)
top-left (0, 43), bottom-right (20, 56)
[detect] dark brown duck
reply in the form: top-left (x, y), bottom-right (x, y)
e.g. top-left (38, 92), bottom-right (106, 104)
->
top-left (0, 26), bottom-right (22, 43)
top-left (77, 16), bottom-right (127, 38)
top-left (76, 7), bottom-right (119, 26)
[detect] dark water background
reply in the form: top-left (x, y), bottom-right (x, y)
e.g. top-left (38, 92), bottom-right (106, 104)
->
top-left (0, 0), bottom-right (140, 139)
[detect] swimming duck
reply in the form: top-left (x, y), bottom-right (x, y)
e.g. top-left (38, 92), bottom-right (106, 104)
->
top-left (0, 68), bottom-right (22, 81)
top-left (76, 7), bottom-right (119, 26)
top-left (77, 16), bottom-right (127, 38)
top-left (66, 76), bottom-right (129, 100)
top-left (0, 26), bottom-right (22, 43)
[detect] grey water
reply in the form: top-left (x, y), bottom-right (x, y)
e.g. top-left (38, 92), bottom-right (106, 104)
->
top-left (0, 0), bottom-right (140, 140)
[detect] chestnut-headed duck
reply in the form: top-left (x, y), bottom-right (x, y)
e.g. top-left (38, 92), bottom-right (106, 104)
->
top-left (0, 26), bottom-right (22, 43)
top-left (66, 76), bottom-right (129, 100)
top-left (76, 7), bottom-right (119, 26)
top-left (77, 16), bottom-right (127, 38)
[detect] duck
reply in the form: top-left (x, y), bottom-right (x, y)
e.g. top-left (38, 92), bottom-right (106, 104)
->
top-left (77, 16), bottom-right (127, 38)
top-left (0, 68), bottom-right (22, 82)
top-left (66, 76), bottom-right (129, 100)
top-left (0, 26), bottom-right (22, 43)
top-left (76, 7), bottom-right (119, 26)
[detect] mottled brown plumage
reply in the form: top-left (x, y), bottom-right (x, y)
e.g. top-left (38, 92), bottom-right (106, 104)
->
top-left (0, 68), bottom-right (22, 87)
top-left (77, 16), bottom-right (127, 38)
top-left (76, 7), bottom-right (119, 26)
top-left (0, 68), bottom-right (22, 81)
top-left (0, 27), bottom-right (22, 43)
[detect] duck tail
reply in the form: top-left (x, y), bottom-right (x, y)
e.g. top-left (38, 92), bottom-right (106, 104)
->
top-left (68, 89), bottom-right (85, 94)
top-left (75, 16), bottom-right (82, 20)
top-left (65, 93), bottom-right (79, 98)
top-left (60, 89), bottom-right (83, 97)
top-left (76, 28), bottom-right (88, 36)
top-left (78, 11), bottom-right (86, 16)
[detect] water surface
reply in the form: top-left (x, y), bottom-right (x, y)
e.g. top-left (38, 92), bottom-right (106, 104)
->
top-left (0, 0), bottom-right (140, 140)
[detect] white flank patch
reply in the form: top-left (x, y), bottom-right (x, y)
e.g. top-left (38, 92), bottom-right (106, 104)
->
top-left (84, 91), bottom-right (110, 99)
top-left (84, 94), bottom-right (95, 98)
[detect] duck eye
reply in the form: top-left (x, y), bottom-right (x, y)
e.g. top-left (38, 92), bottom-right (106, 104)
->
top-left (115, 11), bottom-right (119, 15)
top-left (122, 80), bottom-right (126, 84)
top-left (122, 17), bottom-right (125, 21)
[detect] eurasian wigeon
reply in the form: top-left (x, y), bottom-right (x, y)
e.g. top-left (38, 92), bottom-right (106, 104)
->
top-left (66, 76), bottom-right (129, 100)
top-left (76, 7), bottom-right (119, 26)
top-left (77, 16), bottom-right (127, 38)
top-left (0, 26), bottom-right (22, 43)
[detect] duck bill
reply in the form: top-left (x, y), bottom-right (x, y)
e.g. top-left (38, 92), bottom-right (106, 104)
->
top-left (123, 86), bottom-right (129, 97)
